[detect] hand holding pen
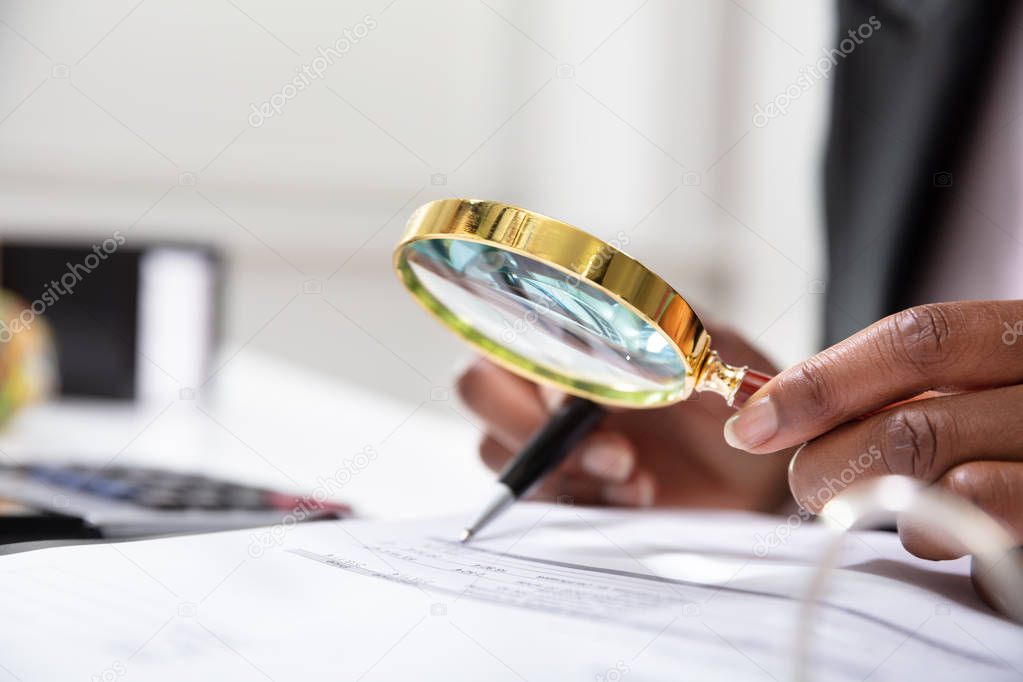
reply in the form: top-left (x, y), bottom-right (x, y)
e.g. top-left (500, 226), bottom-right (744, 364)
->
top-left (392, 200), bottom-right (783, 541)
top-left (457, 328), bottom-right (792, 539)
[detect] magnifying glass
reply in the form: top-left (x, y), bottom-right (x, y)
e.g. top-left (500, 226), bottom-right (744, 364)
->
top-left (393, 199), bottom-right (772, 538)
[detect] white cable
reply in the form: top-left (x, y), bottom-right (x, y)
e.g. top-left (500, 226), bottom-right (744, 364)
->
top-left (793, 475), bottom-right (1023, 682)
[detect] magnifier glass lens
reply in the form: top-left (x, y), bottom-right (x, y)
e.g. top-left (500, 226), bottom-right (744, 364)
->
top-left (402, 239), bottom-right (688, 402)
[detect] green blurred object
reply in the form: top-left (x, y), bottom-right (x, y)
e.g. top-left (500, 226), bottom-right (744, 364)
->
top-left (0, 289), bottom-right (58, 426)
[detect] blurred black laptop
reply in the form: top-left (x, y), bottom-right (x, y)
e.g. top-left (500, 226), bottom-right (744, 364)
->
top-left (0, 239), bottom-right (221, 399)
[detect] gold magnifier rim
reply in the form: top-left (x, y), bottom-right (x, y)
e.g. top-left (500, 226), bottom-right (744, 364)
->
top-left (392, 198), bottom-right (712, 408)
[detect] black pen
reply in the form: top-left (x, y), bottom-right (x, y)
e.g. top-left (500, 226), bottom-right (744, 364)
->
top-left (459, 396), bottom-right (606, 542)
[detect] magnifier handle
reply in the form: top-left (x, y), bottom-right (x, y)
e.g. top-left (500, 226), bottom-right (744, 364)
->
top-left (695, 351), bottom-right (774, 408)
top-left (732, 368), bottom-right (772, 409)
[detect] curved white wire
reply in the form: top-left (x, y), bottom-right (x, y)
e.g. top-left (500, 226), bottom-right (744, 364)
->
top-left (793, 475), bottom-right (1023, 682)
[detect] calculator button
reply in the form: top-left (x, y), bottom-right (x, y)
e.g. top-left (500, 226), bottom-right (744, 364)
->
top-left (82, 477), bottom-right (140, 500)
top-left (28, 466), bottom-right (91, 490)
top-left (25, 464), bottom-right (57, 480)
top-left (100, 466), bottom-right (132, 479)
top-left (181, 487), bottom-right (225, 509)
top-left (135, 488), bottom-right (186, 509)
top-left (221, 486), bottom-right (270, 510)
top-left (14, 463), bottom-right (351, 517)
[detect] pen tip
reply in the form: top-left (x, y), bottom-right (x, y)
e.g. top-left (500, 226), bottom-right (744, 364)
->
top-left (459, 528), bottom-right (473, 543)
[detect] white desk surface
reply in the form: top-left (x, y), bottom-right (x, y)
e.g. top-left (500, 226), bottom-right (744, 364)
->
top-left (0, 351), bottom-right (492, 520)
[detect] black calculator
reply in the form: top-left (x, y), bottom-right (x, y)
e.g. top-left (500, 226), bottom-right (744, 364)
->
top-left (0, 462), bottom-right (350, 544)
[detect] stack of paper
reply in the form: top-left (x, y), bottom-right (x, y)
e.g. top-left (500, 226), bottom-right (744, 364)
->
top-left (0, 503), bottom-right (1019, 680)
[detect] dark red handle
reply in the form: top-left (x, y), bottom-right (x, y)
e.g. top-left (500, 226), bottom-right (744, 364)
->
top-left (732, 368), bottom-right (772, 408)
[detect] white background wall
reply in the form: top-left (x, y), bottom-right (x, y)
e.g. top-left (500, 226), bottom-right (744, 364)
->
top-left (0, 0), bottom-right (833, 403)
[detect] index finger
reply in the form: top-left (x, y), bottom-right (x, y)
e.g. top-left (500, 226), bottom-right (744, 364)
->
top-left (724, 301), bottom-right (1023, 453)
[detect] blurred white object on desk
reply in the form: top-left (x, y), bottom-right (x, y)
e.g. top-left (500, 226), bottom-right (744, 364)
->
top-left (0, 350), bottom-right (490, 519)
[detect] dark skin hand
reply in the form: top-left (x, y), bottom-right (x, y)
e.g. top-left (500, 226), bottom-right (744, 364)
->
top-left (458, 302), bottom-right (1023, 611)
top-left (457, 327), bottom-right (794, 513)
top-left (725, 300), bottom-right (1023, 609)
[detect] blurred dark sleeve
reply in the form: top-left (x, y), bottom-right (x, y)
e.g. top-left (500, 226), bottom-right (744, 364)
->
top-left (822, 0), bottom-right (1012, 346)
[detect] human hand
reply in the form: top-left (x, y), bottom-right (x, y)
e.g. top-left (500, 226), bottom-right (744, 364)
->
top-left (724, 301), bottom-right (1023, 560)
top-left (456, 327), bottom-right (793, 512)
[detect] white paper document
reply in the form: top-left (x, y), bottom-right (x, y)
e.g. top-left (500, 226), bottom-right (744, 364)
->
top-left (0, 504), bottom-right (1019, 681)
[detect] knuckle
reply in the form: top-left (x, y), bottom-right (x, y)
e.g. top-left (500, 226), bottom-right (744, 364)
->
top-left (877, 407), bottom-right (951, 480)
top-left (887, 304), bottom-right (959, 373)
top-left (787, 354), bottom-right (845, 422)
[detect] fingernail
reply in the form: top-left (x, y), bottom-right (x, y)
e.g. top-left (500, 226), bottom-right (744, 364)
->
top-left (603, 477), bottom-right (655, 507)
top-left (581, 441), bottom-right (632, 482)
top-left (723, 395), bottom-right (778, 451)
